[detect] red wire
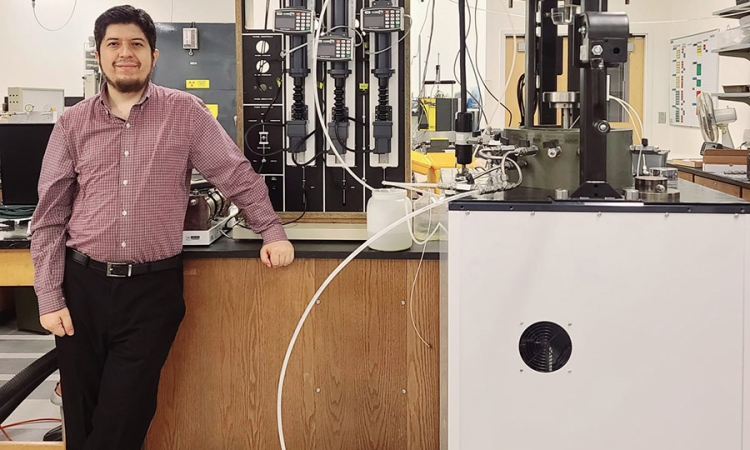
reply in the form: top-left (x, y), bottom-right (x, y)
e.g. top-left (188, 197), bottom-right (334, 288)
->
top-left (0, 418), bottom-right (62, 441)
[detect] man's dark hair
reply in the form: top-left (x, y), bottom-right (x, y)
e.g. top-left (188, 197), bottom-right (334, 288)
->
top-left (94, 5), bottom-right (157, 54)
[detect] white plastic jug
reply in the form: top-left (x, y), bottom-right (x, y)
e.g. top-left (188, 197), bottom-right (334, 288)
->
top-left (366, 189), bottom-right (412, 251)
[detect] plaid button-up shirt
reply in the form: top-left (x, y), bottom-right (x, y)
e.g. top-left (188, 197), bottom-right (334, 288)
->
top-left (31, 82), bottom-right (285, 315)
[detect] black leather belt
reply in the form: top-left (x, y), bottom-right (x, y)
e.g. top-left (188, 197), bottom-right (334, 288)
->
top-left (67, 248), bottom-right (182, 278)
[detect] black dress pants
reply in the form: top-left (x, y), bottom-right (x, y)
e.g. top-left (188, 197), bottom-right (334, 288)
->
top-left (55, 253), bottom-right (185, 450)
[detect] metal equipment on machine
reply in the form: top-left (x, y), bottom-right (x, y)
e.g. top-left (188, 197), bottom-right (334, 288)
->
top-left (440, 1), bottom-right (750, 449)
top-left (234, 0), bottom-right (408, 241)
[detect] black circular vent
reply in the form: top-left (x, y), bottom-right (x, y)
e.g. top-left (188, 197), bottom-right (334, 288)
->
top-left (519, 322), bottom-right (572, 373)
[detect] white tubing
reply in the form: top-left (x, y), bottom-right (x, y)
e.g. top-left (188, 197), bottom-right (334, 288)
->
top-left (609, 95), bottom-right (643, 144)
top-left (383, 181), bottom-right (441, 189)
top-left (276, 189), bottom-right (479, 450)
top-left (311, 0), bottom-right (374, 192)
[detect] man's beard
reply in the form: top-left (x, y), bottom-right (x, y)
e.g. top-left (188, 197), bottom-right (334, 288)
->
top-left (102, 65), bottom-right (153, 94)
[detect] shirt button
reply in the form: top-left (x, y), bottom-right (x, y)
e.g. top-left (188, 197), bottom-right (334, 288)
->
top-left (121, 242), bottom-right (127, 248)
top-left (122, 210), bottom-right (127, 216)
top-left (123, 180), bottom-right (128, 185)
top-left (126, 123), bottom-right (131, 128)
top-left (124, 151), bottom-right (130, 156)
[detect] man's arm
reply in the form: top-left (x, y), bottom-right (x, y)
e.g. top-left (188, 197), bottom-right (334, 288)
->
top-left (187, 98), bottom-right (287, 245)
top-left (30, 117), bottom-right (78, 318)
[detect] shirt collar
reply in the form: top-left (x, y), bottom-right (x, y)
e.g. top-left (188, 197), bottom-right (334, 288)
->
top-left (98, 81), bottom-right (154, 113)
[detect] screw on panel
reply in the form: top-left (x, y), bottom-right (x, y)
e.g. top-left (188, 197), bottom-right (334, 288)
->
top-left (735, 213), bottom-right (740, 218)
top-left (531, 211), bottom-right (536, 216)
top-left (402, 389), bottom-right (407, 394)
top-left (568, 322), bottom-right (572, 326)
top-left (401, 300), bottom-right (406, 306)
top-left (520, 369), bottom-right (524, 372)
top-left (465, 211), bottom-right (470, 216)
top-left (597, 212), bottom-right (602, 217)
top-left (316, 300), bottom-right (321, 305)
top-left (664, 212), bottom-right (669, 218)
top-left (316, 388), bottom-right (321, 393)
top-left (592, 44), bottom-right (604, 55)
top-left (519, 322), bottom-right (524, 326)
top-left (568, 370), bottom-right (572, 374)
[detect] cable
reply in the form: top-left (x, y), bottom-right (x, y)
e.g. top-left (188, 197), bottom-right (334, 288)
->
top-left (366, 15), bottom-right (413, 56)
top-left (467, 0), bottom-right (514, 127)
top-left (328, 25), bottom-right (365, 46)
top-left (0, 418), bottom-right (62, 441)
top-left (311, 0), bottom-right (374, 192)
top-left (408, 205), bottom-right (442, 349)
top-left (450, 0), bottom-right (473, 108)
top-left (281, 190), bottom-right (306, 225)
top-left (276, 189), bottom-right (479, 450)
top-left (517, 73), bottom-right (525, 126)
top-left (417, 0), bottom-right (436, 99)
top-left (32, 0), bottom-right (77, 32)
top-left (244, 122), bottom-right (286, 158)
top-left (610, 95), bottom-right (646, 174)
top-left (412, 0), bottom-right (436, 137)
top-left (333, 118), bottom-right (369, 154)
top-left (609, 95), bottom-right (643, 144)
top-left (281, 42), bottom-right (309, 58)
top-left (469, 51), bottom-right (513, 127)
top-left (264, 0), bottom-right (271, 29)
top-left (486, 0), bottom-right (517, 126)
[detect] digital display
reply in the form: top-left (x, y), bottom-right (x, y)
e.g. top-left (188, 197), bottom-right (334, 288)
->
top-left (275, 15), bottom-right (297, 29)
top-left (318, 42), bottom-right (337, 57)
top-left (363, 14), bottom-right (385, 28)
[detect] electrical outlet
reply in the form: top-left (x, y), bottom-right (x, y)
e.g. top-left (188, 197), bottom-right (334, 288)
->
top-left (658, 112), bottom-right (667, 124)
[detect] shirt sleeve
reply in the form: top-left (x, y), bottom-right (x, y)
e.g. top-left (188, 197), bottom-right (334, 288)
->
top-left (187, 98), bottom-right (287, 244)
top-left (30, 117), bottom-right (77, 315)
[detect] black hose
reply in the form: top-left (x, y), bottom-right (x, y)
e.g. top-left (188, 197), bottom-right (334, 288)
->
top-left (0, 348), bottom-right (58, 423)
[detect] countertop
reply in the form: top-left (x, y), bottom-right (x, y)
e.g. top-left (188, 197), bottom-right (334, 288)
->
top-left (0, 224), bottom-right (441, 260)
top-left (449, 179), bottom-right (749, 213)
top-left (668, 163), bottom-right (750, 189)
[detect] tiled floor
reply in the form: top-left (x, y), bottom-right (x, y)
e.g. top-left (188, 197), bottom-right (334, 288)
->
top-left (0, 320), bottom-right (61, 442)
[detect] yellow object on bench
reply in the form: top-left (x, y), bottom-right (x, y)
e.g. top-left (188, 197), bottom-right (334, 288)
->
top-left (411, 151), bottom-right (475, 184)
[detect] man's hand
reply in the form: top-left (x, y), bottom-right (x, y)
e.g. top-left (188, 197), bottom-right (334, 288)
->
top-left (40, 307), bottom-right (75, 337)
top-left (260, 240), bottom-right (295, 268)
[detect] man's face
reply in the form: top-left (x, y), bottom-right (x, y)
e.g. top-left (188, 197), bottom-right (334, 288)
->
top-left (95, 23), bottom-right (159, 94)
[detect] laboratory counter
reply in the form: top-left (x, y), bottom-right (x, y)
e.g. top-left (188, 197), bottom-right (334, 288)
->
top-left (6, 179), bottom-right (740, 450)
top-left (0, 231), bottom-right (441, 259)
top-left (0, 234), bottom-right (443, 450)
top-left (669, 163), bottom-right (750, 200)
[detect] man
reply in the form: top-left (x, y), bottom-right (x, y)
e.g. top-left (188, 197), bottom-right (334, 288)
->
top-left (30, 5), bottom-right (294, 449)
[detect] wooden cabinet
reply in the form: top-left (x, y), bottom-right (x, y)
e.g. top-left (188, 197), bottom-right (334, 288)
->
top-left (0, 250), bottom-right (34, 286)
top-left (693, 175), bottom-right (742, 197)
top-left (146, 257), bottom-right (441, 450)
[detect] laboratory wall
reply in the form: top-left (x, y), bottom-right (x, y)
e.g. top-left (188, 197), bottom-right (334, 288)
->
top-left (661, 0), bottom-right (750, 158)
top-left (0, 0), bottom-right (235, 98)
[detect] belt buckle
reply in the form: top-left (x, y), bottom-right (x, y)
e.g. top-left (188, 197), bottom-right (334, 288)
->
top-left (106, 262), bottom-right (132, 277)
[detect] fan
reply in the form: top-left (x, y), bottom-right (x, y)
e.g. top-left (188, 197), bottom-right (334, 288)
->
top-left (697, 92), bottom-right (737, 152)
top-left (518, 321), bottom-right (572, 373)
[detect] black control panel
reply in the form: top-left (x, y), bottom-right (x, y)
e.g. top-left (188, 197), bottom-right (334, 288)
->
top-left (274, 9), bottom-right (314, 34)
top-left (360, 7), bottom-right (403, 32)
top-left (316, 36), bottom-right (353, 61)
